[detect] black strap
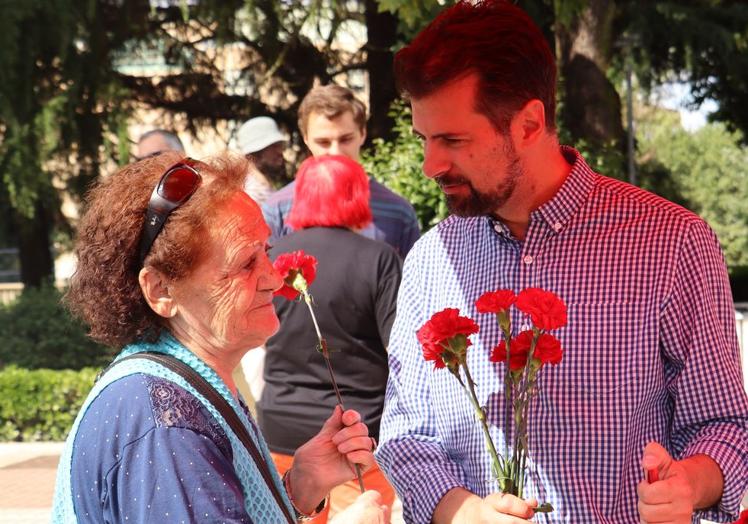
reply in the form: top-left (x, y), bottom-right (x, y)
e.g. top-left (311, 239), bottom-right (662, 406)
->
top-left (100, 352), bottom-right (296, 524)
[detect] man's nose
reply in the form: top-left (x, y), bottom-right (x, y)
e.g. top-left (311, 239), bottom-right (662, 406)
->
top-left (328, 142), bottom-right (341, 155)
top-left (422, 142), bottom-right (449, 179)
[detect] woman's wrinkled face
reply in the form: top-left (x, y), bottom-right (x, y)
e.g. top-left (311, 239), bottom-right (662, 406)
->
top-left (169, 191), bottom-right (283, 352)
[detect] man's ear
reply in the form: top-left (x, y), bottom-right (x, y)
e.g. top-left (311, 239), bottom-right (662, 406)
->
top-left (138, 266), bottom-right (177, 318)
top-left (358, 126), bottom-right (367, 146)
top-left (510, 99), bottom-right (546, 150)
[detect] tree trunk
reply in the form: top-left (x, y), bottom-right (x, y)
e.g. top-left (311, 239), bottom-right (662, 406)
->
top-left (365, 0), bottom-right (398, 142)
top-left (15, 202), bottom-right (55, 288)
top-left (554, 0), bottom-right (625, 149)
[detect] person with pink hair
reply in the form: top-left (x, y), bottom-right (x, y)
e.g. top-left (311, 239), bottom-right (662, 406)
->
top-left (258, 154), bottom-right (401, 522)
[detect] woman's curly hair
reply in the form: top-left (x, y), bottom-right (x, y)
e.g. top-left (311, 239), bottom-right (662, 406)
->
top-left (65, 152), bottom-right (248, 348)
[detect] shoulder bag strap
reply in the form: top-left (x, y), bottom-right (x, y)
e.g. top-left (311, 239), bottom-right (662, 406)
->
top-left (100, 352), bottom-right (296, 524)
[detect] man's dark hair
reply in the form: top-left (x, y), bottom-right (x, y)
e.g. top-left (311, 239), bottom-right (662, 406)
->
top-left (394, 0), bottom-right (556, 133)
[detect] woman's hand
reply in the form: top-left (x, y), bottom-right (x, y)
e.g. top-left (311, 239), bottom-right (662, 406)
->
top-left (330, 490), bottom-right (390, 524)
top-left (287, 405), bottom-right (375, 513)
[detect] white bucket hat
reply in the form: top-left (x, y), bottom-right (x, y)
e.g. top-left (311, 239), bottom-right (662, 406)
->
top-left (237, 116), bottom-right (286, 154)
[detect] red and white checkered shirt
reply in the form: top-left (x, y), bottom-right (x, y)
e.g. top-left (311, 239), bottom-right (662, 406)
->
top-left (376, 147), bottom-right (748, 523)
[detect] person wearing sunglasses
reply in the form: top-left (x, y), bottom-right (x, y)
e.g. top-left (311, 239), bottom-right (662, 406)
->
top-left (51, 152), bottom-right (389, 524)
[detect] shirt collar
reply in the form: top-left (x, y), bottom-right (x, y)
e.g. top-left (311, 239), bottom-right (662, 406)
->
top-left (533, 146), bottom-right (597, 234)
top-left (487, 146), bottom-right (597, 238)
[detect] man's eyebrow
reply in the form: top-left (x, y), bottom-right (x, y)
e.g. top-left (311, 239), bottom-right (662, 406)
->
top-left (412, 129), bottom-right (464, 140)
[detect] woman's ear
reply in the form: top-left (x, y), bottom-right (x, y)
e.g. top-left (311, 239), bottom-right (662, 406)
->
top-left (139, 266), bottom-right (177, 318)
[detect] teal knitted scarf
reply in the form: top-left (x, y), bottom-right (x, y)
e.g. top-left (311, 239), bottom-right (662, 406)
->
top-left (50, 332), bottom-right (294, 523)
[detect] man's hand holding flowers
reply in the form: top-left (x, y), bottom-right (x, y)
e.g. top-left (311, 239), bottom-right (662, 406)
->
top-left (418, 287), bottom-right (567, 519)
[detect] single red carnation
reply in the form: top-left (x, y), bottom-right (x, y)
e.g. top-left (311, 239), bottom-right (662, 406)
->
top-left (489, 340), bottom-right (527, 371)
top-left (273, 250), bottom-right (317, 300)
top-left (417, 308), bottom-right (479, 370)
top-left (416, 322), bottom-right (447, 369)
top-left (734, 509), bottom-right (748, 524)
top-left (516, 288), bottom-right (567, 331)
top-left (533, 333), bottom-right (563, 366)
top-left (475, 289), bottom-right (516, 314)
top-left (490, 330), bottom-right (533, 371)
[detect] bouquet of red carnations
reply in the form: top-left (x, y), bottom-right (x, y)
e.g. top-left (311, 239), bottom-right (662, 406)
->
top-left (417, 287), bottom-right (567, 513)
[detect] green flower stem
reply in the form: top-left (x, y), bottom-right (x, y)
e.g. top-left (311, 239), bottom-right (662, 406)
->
top-left (500, 321), bottom-right (512, 468)
top-left (461, 361), bottom-right (504, 484)
top-left (301, 290), bottom-right (366, 493)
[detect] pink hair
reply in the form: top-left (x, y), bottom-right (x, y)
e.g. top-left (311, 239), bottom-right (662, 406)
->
top-left (286, 155), bottom-right (372, 230)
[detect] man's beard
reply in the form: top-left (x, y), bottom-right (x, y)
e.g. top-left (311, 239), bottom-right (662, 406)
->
top-left (438, 141), bottom-right (523, 217)
top-left (258, 160), bottom-right (288, 186)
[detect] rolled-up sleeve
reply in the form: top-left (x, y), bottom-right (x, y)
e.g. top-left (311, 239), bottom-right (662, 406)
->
top-left (375, 249), bottom-right (468, 524)
top-left (660, 219), bottom-right (748, 520)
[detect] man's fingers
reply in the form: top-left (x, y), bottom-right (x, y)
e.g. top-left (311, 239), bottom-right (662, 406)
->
top-left (641, 441), bottom-right (672, 480)
top-left (484, 492), bottom-right (535, 519)
top-left (637, 478), bottom-right (675, 504)
top-left (638, 497), bottom-right (674, 524)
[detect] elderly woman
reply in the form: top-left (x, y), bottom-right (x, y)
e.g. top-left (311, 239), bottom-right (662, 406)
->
top-left (51, 153), bottom-right (386, 524)
top-left (257, 155), bottom-right (402, 522)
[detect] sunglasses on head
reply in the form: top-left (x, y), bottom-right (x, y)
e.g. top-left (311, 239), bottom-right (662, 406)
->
top-left (138, 159), bottom-right (202, 267)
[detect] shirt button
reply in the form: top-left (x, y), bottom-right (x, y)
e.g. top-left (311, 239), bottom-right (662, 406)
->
top-left (494, 224), bottom-right (503, 233)
top-left (523, 255), bottom-right (534, 265)
top-left (553, 222), bottom-right (562, 232)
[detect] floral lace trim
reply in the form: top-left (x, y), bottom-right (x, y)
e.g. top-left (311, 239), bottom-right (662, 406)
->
top-left (144, 375), bottom-right (231, 458)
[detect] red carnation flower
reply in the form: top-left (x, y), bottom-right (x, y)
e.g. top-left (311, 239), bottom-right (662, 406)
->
top-left (273, 250), bottom-right (317, 300)
top-left (489, 338), bottom-right (529, 371)
top-left (516, 288), bottom-right (567, 331)
top-left (533, 333), bottom-right (563, 366)
top-left (490, 330), bottom-right (533, 371)
top-left (417, 308), bottom-right (479, 370)
top-left (475, 289), bottom-right (516, 314)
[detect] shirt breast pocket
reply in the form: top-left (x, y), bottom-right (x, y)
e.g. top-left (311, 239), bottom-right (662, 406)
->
top-left (551, 301), bottom-right (655, 397)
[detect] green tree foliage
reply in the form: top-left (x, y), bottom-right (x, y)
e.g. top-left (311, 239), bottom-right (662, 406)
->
top-left (618, 1), bottom-right (748, 138)
top-left (0, 0), bottom-right (138, 286)
top-left (0, 0), bottom-right (402, 286)
top-left (637, 108), bottom-right (748, 268)
top-left (4, 0), bottom-right (748, 286)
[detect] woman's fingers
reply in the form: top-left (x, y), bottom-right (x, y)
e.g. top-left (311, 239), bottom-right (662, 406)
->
top-left (341, 408), bottom-right (362, 426)
top-left (331, 421), bottom-right (369, 446)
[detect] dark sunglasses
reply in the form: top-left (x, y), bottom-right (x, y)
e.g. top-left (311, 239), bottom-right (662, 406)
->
top-left (138, 159), bottom-right (202, 267)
